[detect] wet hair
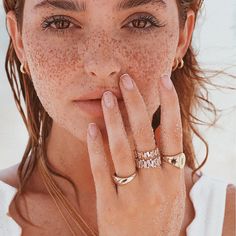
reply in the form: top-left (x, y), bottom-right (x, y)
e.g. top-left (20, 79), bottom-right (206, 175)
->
top-left (3, 0), bottom-right (214, 226)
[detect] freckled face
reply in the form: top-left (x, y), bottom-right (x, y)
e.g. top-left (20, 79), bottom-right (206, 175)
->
top-left (22, 0), bottom-right (180, 140)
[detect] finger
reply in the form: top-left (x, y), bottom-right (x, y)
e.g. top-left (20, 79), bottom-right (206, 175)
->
top-left (119, 74), bottom-right (161, 180)
top-left (158, 75), bottom-right (183, 172)
top-left (87, 123), bottom-right (117, 204)
top-left (101, 91), bottom-right (139, 195)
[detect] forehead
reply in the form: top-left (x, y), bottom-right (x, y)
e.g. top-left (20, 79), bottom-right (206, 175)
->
top-left (32, 0), bottom-right (168, 12)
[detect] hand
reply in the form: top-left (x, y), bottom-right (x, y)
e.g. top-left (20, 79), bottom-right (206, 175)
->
top-left (87, 74), bottom-right (186, 236)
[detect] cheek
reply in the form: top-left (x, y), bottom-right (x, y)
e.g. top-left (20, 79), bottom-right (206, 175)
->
top-left (22, 31), bottom-right (87, 132)
top-left (23, 32), bottom-right (83, 86)
top-left (117, 30), bottom-right (178, 115)
top-left (23, 31), bottom-right (84, 108)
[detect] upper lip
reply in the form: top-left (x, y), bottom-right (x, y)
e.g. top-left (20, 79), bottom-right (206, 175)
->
top-left (73, 90), bottom-right (123, 101)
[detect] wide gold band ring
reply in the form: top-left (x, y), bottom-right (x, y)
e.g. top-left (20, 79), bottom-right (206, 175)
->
top-left (135, 157), bottom-right (161, 168)
top-left (134, 147), bottom-right (161, 169)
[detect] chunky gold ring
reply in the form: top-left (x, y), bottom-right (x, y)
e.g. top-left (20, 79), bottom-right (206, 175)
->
top-left (135, 157), bottom-right (161, 169)
top-left (134, 147), bottom-right (161, 169)
top-left (162, 153), bottom-right (186, 169)
top-left (134, 147), bottom-right (160, 160)
top-left (112, 171), bottom-right (137, 186)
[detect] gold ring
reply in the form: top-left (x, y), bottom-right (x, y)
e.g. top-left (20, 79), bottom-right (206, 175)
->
top-left (112, 171), bottom-right (137, 186)
top-left (134, 147), bottom-right (160, 160)
top-left (134, 147), bottom-right (161, 169)
top-left (135, 157), bottom-right (161, 169)
top-left (162, 153), bottom-right (186, 169)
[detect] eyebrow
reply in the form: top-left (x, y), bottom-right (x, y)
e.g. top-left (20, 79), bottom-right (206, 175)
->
top-left (34, 0), bottom-right (86, 12)
top-left (116, 0), bottom-right (166, 11)
top-left (34, 0), bottom-right (166, 12)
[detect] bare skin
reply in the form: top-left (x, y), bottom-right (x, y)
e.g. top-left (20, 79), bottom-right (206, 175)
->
top-left (0, 165), bottom-right (235, 235)
top-left (0, 163), bottom-right (198, 235)
top-left (2, 0), bottom-right (235, 235)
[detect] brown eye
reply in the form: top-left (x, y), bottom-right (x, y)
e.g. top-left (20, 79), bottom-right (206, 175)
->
top-left (41, 15), bottom-right (80, 33)
top-left (123, 14), bottom-right (166, 34)
top-left (131, 19), bottom-right (151, 29)
top-left (53, 20), bottom-right (72, 29)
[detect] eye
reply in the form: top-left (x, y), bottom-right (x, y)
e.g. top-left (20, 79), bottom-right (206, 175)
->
top-left (41, 15), bottom-right (80, 33)
top-left (123, 13), bottom-right (166, 33)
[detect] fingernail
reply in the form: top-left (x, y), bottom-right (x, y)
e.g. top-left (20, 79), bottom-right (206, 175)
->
top-left (161, 75), bottom-right (173, 90)
top-left (121, 74), bottom-right (134, 90)
top-left (103, 91), bottom-right (115, 108)
top-left (88, 123), bottom-right (98, 140)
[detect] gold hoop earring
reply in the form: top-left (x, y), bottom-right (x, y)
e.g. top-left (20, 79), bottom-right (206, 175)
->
top-left (172, 58), bottom-right (184, 72)
top-left (172, 58), bottom-right (179, 72)
top-left (20, 63), bottom-right (27, 74)
top-left (178, 58), bottom-right (184, 69)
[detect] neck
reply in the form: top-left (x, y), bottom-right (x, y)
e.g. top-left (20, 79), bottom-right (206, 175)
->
top-left (33, 121), bottom-right (116, 198)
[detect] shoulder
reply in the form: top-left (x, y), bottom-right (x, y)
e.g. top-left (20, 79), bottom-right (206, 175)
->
top-left (0, 163), bottom-right (20, 189)
top-left (222, 184), bottom-right (236, 236)
top-left (0, 166), bottom-right (23, 235)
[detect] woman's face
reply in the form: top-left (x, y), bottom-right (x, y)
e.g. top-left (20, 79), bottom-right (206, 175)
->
top-left (21, 0), bottom-right (180, 140)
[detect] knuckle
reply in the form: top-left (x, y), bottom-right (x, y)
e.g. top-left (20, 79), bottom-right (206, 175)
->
top-left (111, 140), bottom-right (130, 156)
top-left (93, 148), bottom-right (104, 156)
top-left (133, 124), bottom-right (151, 139)
top-left (164, 91), bottom-right (179, 107)
top-left (92, 166), bottom-right (103, 178)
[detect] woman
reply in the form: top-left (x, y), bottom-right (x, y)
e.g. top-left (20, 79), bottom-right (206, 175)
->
top-left (0, 0), bottom-right (235, 235)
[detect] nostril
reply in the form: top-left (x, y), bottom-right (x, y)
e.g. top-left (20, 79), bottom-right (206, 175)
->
top-left (90, 72), bottom-right (96, 76)
top-left (110, 71), bottom-right (116, 76)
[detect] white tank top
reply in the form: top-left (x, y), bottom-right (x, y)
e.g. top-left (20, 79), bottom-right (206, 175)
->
top-left (0, 173), bottom-right (229, 236)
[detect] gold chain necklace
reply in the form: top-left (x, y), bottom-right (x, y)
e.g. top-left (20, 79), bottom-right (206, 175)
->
top-left (38, 156), bottom-right (98, 236)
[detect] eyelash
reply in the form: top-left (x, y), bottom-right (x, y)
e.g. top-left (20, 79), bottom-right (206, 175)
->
top-left (41, 15), bottom-right (78, 35)
top-left (123, 14), bottom-right (166, 33)
top-left (41, 14), bottom-right (166, 35)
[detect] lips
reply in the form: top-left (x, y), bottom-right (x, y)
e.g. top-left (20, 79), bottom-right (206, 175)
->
top-left (72, 89), bottom-right (123, 102)
top-left (73, 98), bottom-right (123, 103)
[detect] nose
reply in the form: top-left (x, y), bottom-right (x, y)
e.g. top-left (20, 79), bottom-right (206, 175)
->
top-left (84, 42), bottom-right (122, 79)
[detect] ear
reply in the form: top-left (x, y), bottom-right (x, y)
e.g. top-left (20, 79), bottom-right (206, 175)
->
top-left (6, 11), bottom-right (25, 64)
top-left (175, 10), bottom-right (195, 60)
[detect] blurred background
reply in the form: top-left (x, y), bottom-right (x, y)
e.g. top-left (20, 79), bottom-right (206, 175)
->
top-left (0, 0), bottom-right (236, 184)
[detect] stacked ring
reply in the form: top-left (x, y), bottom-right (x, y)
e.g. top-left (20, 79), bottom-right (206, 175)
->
top-left (134, 147), bottom-right (161, 169)
top-left (112, 148), bottom-right (186, 186)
